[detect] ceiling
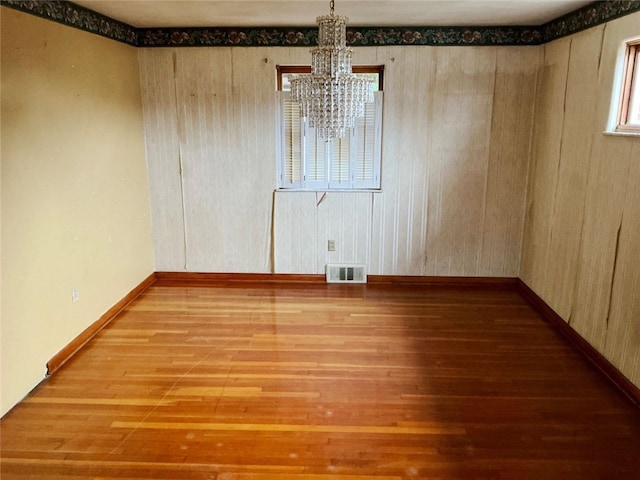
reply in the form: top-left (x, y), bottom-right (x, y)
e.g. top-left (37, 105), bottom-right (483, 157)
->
top-left (72, 0), bottom-right (594, 28)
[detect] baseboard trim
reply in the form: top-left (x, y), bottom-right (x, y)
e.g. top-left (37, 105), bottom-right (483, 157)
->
top-left (154, 272), bottom-right (518, 287)
top-left (517, 278), bottom-right (640, 408)
top-left (46, 272), bottom-right (157, 376)
top-left (154, 272), bottom-right (326, 286)
top-left (368, 275), bottom-right (518, 286)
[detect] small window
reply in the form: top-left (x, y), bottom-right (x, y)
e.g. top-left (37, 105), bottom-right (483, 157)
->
top-left (276, 65), bottom-right (384, 190)
top-left (615, 39), bottom-right (640, 134)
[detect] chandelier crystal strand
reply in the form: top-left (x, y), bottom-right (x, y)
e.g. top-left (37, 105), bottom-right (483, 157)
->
top-left (290, 0), bottom-right (374, 139)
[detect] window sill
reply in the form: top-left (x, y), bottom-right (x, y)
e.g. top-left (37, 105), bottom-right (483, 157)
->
top-left (603, 130), bottom-right (640, 137)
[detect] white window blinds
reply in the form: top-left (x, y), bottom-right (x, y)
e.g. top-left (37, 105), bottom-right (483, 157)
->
top-left (278, 91), bottom-right (382, 190)
top-left (280, 96), bottom-right (302, 188)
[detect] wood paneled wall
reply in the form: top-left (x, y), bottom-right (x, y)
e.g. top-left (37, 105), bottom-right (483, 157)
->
top-left (520, 12), bottom-right (640, 389)
top-left (139, 45), bottom-right (540, 276)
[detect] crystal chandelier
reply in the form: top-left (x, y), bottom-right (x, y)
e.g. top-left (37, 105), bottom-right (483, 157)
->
top-left (290, 0), bottom-right (374, 139)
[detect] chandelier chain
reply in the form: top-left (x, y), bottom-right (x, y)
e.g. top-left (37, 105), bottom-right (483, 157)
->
top-left (330, 0), bottom-right (335, 16)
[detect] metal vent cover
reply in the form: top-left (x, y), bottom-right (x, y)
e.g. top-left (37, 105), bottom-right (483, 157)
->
top-left (325, 264), bottom-right (367, 283)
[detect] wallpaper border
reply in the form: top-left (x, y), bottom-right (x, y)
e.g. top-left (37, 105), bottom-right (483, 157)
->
top-left (543, 0), bottom-right (640, 41)
top-left (1, 0), bottom-right (137, 45)
top-left (138, 25), bottom-right (543, 47)
top-left (1, 0), bottom-right (639, 47)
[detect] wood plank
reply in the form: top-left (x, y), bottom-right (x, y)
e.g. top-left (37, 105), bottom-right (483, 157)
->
top-left (3, 282), bottom-right (639, 479)
top-left (137, 49), bottom-right (186, 272)
top-left (541, 27), bottom-right (604, 321)
top-left (520, 37), bottom-right (571, 295)
top-left (481, 47), bottom-right (541, 277)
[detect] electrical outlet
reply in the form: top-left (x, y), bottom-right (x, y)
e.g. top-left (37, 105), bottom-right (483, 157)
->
top-left (71, 287), bottom-right (79, 303)
top-left (328, 240), bottom-right (336, 252)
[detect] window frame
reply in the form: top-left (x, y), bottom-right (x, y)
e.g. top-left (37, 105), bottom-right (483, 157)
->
top-left (277, 65), bottom-right (384, 91)
top-left (276, 65), bottom-right (384, 191)
top-left (615, 39), bottom-right (640, 134)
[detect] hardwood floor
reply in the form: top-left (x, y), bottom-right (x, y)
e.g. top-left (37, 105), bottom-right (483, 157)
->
top-left (2, 282), bottom-right (639, 479)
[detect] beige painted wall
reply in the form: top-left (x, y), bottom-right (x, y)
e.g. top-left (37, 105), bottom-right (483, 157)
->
top-left (1, 9), bottom-right (154, 415)
top-left (521, 12), bottom-right (640, 389)
top-left (140, 45), bottom-right (540, 276)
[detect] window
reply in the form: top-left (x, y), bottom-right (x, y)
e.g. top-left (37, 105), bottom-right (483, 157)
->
top-left (277, 65), bottom-right (384, 190)
top-left (614, 39), bottom-right (640, 134)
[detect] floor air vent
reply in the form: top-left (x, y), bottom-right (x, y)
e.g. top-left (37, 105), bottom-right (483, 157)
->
top-left (326, 264), bottom-right (367, 284)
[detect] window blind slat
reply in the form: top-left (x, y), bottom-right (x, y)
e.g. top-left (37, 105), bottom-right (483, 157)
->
top-left (354, 100), bottom-right (375, 182)
top-left (280, 93), bottom-right (302, 188)
top-left (305, 126), bottom-right (327, 184)
top-left (352, 91), bottom-right (382, 189)
top-left (330, 136), bottom-right (351, 187)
